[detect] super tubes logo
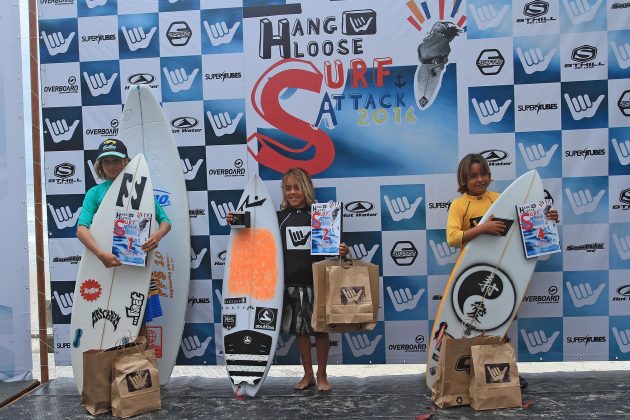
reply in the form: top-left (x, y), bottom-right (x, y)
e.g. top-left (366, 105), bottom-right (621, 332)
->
top-left (247, 57), bottom-right (392, 175)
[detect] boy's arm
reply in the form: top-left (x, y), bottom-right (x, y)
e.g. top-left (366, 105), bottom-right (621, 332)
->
top-left (142, 221), bottom-right (171, 252)
top-left (76, 225), bottom-right (121, 268)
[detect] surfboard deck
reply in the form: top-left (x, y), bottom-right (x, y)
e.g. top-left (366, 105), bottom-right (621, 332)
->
top-left (221, 174), bottom-right (284, 398)
top-left (119, 84), bottom-right (191, 386)
top-left (426, 170), bottom-right (544, 388)
top-left (71, 154), bottom-right (155, 394)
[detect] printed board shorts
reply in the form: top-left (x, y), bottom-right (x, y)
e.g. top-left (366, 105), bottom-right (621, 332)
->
top-left (281, 286), bottom-right (313, 336)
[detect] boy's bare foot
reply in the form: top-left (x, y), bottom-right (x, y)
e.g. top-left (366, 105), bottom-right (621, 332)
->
top-left (317, 375), bottom-right (332, 392)
top-left (294, 374), bottom-right (315, 390)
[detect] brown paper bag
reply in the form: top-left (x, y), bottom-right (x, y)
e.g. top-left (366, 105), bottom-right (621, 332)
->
top-left (311, 258), bottom-right (379, 333)
top-left (80, 337), bottom-right (146, 415)
top-left (469, 343), bottom-right (522, 410)
top-left (111, 348), bottom-right (161, 418)
top-left (431, 335), bottom-right (503, 408)
top-left (325, 263), bottom-right (374, 324)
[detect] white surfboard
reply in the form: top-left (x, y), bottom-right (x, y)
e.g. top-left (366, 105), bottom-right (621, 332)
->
top-left (119, 85), bottom-right (191, 385)
top-left (71, 154), bottom-right (155, 394)
top-left (426, 170), bottom-right (544, 388)
top-left (221, 174), bottom-right (284, 398)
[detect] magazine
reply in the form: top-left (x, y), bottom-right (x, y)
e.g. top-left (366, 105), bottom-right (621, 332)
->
top-left (112, 210), bottom-right (153, 266)
top-left (516, 199), bottom-right (560, 259)
top-left (311, 201), bottom-right (343, 256)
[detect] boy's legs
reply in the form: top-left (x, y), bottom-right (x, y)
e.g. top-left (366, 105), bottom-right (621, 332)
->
top-left (295, 334), bottom-right (315, 390)
top-left (315, 332), bottom-right (331, 391)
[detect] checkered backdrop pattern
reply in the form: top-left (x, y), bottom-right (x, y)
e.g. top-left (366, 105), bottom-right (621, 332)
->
top-left (40, 0), bottom-right (630, 367)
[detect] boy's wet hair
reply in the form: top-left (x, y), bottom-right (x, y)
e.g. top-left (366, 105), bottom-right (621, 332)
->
top-left (280, 168), bottom-right (315, 210)
top-left (94, 156), bottom-right (130, 180)
top-left (457, 153), bottom-right (492, 194)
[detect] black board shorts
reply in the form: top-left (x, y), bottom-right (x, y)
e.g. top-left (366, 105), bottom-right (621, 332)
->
top-left (281, 286), bottom-right (313, 336)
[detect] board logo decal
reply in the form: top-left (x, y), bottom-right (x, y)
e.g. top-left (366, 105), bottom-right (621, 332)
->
top-left (116, 173), bottom-right (148, 210)
top-left (126, 292), bottom-right (145, 325)
top-left (92, 308), bottom-right (121, 330)
top-left (223, 314), bottom-right (236, 330)
top-left (80, 278), bottom-right (102, 301)
top-left (470, 217), bottom-right (514, 235)
top-left (72, 328), bottom-right (83, 348)
top-left (238, 194), bottom-right (266, 210)
top-left (147, 326), bottom-right (163, 358)
top-left (451, 264), bottom-right (516, 333)
top-left (224, 297), bottom-right (246, 304)
top-left (254, 307), bottom-right (277, 331)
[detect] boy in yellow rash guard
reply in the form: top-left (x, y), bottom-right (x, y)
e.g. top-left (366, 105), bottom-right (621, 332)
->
top-left (446, 154), bottom-right (558, 248)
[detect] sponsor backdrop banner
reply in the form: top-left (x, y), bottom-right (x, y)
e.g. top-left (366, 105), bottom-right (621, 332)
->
top-left (1, 2), bottom-right (32, 381)
top-left (40, 0), bottom-right (630, 366)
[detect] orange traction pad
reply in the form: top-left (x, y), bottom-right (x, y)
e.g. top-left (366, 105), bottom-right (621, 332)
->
top-left (227, 228), bottom-right (278, 301)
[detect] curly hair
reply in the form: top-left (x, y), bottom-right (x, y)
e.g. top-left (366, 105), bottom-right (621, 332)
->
top-left (280, 167), bottom-right (315, 210)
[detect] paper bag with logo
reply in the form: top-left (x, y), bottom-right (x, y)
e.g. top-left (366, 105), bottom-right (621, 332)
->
top-left (80, 337), bottom-right (146, 415)
top-left (325, 262), bottom-right (374, 324)
top-left (431, 335), bottom-right (503, 408)
top-left (311, 258), bottom-right (378, 332)
top-left (469, 342), bottom-right (521, 410)
top-left (111, 348), bottom-right (161, 418)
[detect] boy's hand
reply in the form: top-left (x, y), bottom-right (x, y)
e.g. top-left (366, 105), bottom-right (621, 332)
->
top-left (545, 208), bottom-right (560, 223)
top-left (482, 215), bottom-right (506, 235)
top-left (339, 242), bottom-right (349, 257)
top-left (226, 212), bottom-right (234, 225)
top-left (99, 252), bottom-right (121, 268)
top-left (141, 233), bottom-right (161, 252)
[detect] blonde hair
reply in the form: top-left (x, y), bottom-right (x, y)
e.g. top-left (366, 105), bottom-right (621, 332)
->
top-left (280, 168), bottom-right (315, 210)
top-left (457, 153), bottom-right (492, 194)
top-left (94, 157), bottom-right (129, 180)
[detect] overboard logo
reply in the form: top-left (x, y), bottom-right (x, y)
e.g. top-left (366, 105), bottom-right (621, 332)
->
top-left (86, 118), bottom-right (119, 137)
top-left (523, 285), bottom-right (560, 304)
top-left (208, 159), bottom-right (245, 178)
top-left (344, 201), bottom-right (377, 218)
top-left (619, 90), bottom-right (630, 116)
top-left (166, 21), bottom-right (192, 46)
top-left (480, 149), bottom-right (511, 166)
top-left (476, 49), bottom-right (505, 75)
top-left (254, 307), bottom-right (277, 331)
top-left (44, 76), bottom-right (79, 95)
top-left (189, 208), bottom-right (206, 218)
top-left (388, 335), bottom-right (427, 353)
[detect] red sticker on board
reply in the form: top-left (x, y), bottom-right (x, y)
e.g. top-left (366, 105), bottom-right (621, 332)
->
top-left (80, 279), bottom-right (102, 301)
